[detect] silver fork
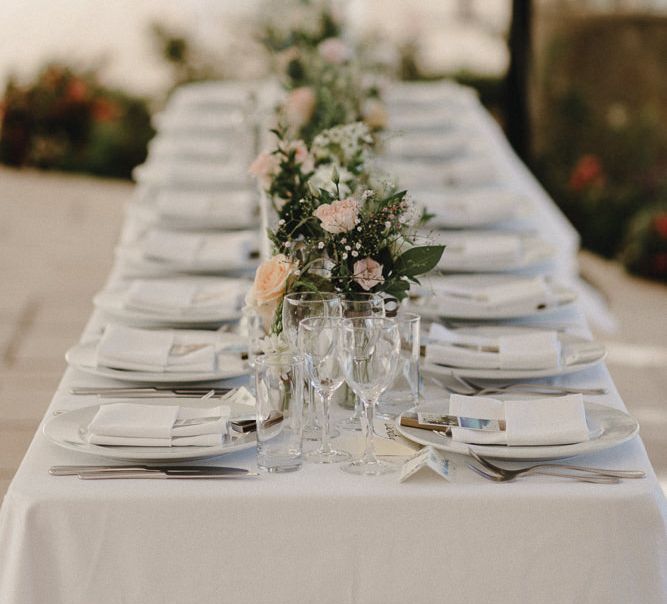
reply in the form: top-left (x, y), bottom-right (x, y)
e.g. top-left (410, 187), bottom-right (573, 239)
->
top-left (454, 375), bottom-right (607, 396)
top-left (466, 462), bottom-right (620, 484)
top-left (469, 449), bottom-right (645, 480)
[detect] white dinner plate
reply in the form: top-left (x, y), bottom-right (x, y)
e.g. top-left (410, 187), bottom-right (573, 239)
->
top-left (422, 326), bottom-right (605, 380)
top-left (43, 400), bottom-right (256, 462)
top-left (66, 340), bottom-right (248, 384)
top-left (115, 243), bottom-right (259, 277)
top-left (407, 274), bottom-right (577, 320)
top-left (396, 401), bottom-right (639, 461)
top-left (93, 277), bottom-right (249, 328)
top-left (435, 232), bottom-right (556, 273)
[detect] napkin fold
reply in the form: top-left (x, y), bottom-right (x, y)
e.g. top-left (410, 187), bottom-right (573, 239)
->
top-left (435, 277), bottom-right (548, 309)
top-left (95, 325), bottom-right (240, 373)
top-left (449, 393), bottom-right (589, 446)
top-left (124, 280), bottom-right (243, 315)
top-left (155, 190), bottom-right (255, 225)
top-left (439, 234), bottom-right (522, 267)
top-left (142, 230), bottom-right (256, 267)
top-left (86, 402), bottom-right (231, 447)
top-left (426, 324), bottom-right (561, 370)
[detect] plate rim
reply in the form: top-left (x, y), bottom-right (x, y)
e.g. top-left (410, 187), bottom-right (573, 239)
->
top-left (43, 401), bottom-right (256, 462)
top-left (65, 341), bottom-right (249, 384)
top-left (395, 401), bottom-right (639, 461)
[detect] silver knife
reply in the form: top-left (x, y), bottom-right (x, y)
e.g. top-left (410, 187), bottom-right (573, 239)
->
top-left (50, 465), bottom-right (251, 476)
top-left (70, 387), bottom-right (234, 396)
top-left (78, 470), bottom-right (260, 480)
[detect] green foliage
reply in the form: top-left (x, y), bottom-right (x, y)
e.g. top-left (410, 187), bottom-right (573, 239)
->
top-left (0, 64), bottom-right (153, 179)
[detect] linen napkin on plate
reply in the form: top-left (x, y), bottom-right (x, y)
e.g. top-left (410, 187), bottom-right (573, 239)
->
top-left (86, 402), bottom-right (231, 447)
top-left (448, 393), bottom-right (590, 446)
top-left (95, 325), bottom-right (243, 373)
top-left (426, 324), bottom-right (561, 370)
top-left (142, 230), bottom-right (256, 267)
top-left (124, 280), bottom-right (243, 315)
top-left (438, 234), bottom-right (522, 267)
top-left (155, 190), bottom-right (255, 225)
top-left (434, 276), bottom-right (548, 309)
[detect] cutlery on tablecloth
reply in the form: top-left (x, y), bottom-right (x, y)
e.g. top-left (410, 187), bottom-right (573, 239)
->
top-left (69, 386), bottom-right (234, 397)
top-left (77, 470), bottom-right (260, 480)
top-left (49, 464), bottom-right (252, 476)
top-left (468, 449), bottom-right (646, 480)
top-left (466, 462), bottom-right (620, 484)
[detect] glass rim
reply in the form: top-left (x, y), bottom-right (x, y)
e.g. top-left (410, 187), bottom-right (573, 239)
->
top-left (254, 352), bottom-right (304, 366)
top-left (298, 315), bottom-right (341, 329)
top-left (283, 291), bottom-right (340, 303)
top-left (340, 316), bottom-right (398, 328)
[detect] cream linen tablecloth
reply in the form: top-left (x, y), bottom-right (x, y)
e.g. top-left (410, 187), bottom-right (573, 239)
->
top-left (1, 82), bottom-right (666, 603)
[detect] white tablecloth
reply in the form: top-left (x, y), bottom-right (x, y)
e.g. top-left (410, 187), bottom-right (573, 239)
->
top-left (1, 82), bottom-right (666, 604)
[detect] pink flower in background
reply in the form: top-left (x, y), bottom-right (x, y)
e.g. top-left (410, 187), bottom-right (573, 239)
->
top-left (653, 214), bottom-right (667, 239)
top-left (362, 99), bottom-right (388, 130)
top-left (313, 198), bottom-right (359, 234)
top-left (318, 37), bottom-right (351, 64)
top-left (284, 87), bottom-right (316, 129)
top-left (288, 139), bottom-right (314, 173)
top-left (353, 257), bottom-right (384, 291)
top-left (569, 154), bottom-right (605, 192)
top-left (248, 151), bottom-right (280, 189)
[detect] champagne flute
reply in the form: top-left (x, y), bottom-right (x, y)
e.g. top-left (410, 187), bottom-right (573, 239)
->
top-left (339, 317), bottom-right (401, 476)
top-left (337, 293), bottom-right (385, 432)
top-left (282, 292), bottom-right (342, 440)
top-left (298, 317), bottom-right (351, 463)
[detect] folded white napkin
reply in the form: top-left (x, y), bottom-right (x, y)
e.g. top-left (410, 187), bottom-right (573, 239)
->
top-left (426, 324), bottom-right (561, 370)
top-left (448, 393), bottom-right (589, 446)
top-left (439, 234), bottom-right (522, 267)
top-left (96, 325), bottom-right (243, 373)
top-left (142, 230), bottom-right (256, 268)
top-left (434, 277), bottom-right (548, 309)
top-left (86, 402), bottom-right (231, 447)
top-left (418, 190), bottom-right (525, 227)
top-left (124, 280), bottom-right (243, 316)
top-left (155, 190), bottom-right (256, 225)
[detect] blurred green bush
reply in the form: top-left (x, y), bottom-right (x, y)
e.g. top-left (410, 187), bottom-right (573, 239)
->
top-left (0, 64), bottom-right (154, 179)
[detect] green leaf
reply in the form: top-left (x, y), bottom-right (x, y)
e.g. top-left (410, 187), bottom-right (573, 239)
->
top-left (382, 279), bottom-right (410, 301)
top-left (394, 245), bottom-right (445, 277)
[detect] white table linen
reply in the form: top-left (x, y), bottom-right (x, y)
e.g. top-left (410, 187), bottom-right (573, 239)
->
top-left (0, 81), bottom-right (665, 604)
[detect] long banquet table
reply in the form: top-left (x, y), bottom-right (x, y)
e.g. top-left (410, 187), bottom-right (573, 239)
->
top-left (1, 82), bottom-right (666, 604)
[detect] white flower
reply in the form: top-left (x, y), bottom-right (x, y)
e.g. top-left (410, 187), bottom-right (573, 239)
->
top-left (260, 333), bottom-right (291, 355)
top-left (309, 164), bottom-right (352, 196)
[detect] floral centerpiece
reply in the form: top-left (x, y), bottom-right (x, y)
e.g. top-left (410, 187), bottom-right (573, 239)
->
top-left (259, 0), bottom-right (386, 141)
top-left (247, 123), bottom-right (444, 333)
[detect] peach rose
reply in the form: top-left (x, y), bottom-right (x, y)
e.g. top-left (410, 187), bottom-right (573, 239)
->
top-left (318, 37), bottom-right (351, 65)
top-left (353, 257), bottom-right (384, 291)
top-left (313, 198), bottom-right (359, 234)
top-left (246, 254), bottom-right (298, 329)
top-left (284, 86), bottom-right (316, 129)
top-left (248, 151), bottom-right (280, 189)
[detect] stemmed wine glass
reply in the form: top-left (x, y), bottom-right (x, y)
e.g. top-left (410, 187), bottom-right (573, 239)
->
top-left (298, 317), bottom-right (351, 463)
top-left (337, 293), bottom-right (385, 432)
top-left (339, 317), bottom-right (401, 476)
top-left (282, 292), bottom-right (342, 440)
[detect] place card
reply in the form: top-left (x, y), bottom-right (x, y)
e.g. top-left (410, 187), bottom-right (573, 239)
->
top-left (399, 446), bottom-right (455, 483)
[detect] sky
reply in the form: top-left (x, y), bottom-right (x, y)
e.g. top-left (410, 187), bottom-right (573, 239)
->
top-left (0, 0), bottom-right (511, 98)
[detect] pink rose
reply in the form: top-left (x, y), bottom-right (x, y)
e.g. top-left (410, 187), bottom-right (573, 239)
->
top-left (288, 139), bottom-right (315, 173)
top-left (313, 198), bottom-right (359, 234)
top-left (353, 257), bottom-right (384, 291)
top-left (318, 37), bottom-right (351, 65)
top-left (246, 254), bottom-right (298, 330)
top-left (248, 151), bottom-right (280, 189)
top-left (284, 87), bottom-right (316, 129)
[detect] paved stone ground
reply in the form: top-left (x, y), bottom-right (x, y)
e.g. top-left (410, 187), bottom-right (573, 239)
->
top-left (0, 167), bottom-right (665, 498)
